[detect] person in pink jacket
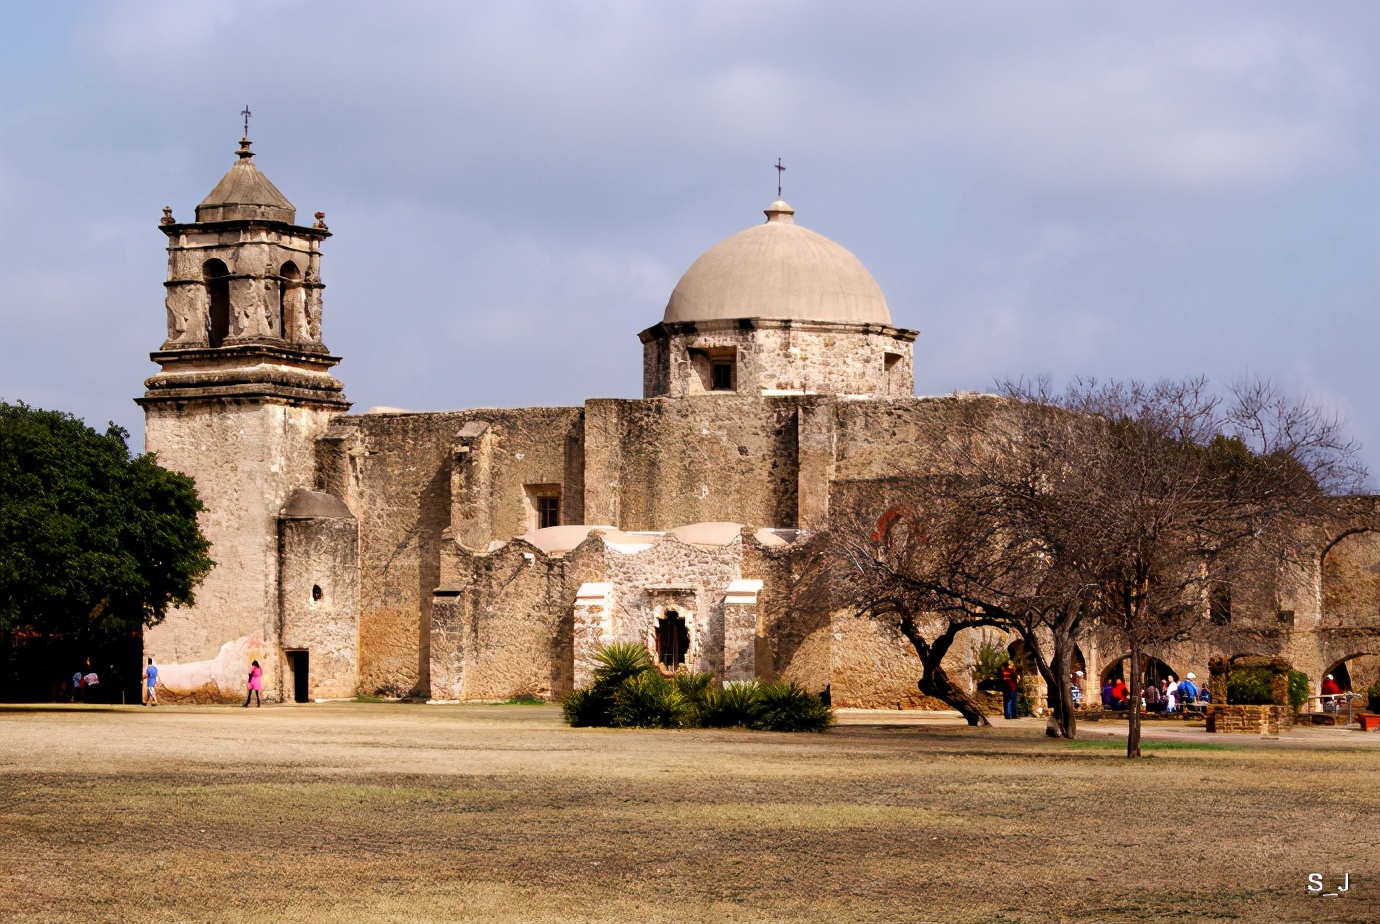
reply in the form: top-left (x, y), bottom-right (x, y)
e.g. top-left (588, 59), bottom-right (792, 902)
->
top-left (243, 660), bottom-right (262, 707)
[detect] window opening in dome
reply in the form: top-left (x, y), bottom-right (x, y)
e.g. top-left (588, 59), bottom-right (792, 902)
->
top-left (656, 611), bottom-right (689, 670)
top-left (884, 352), bottom-right (904, 394)
top-left (689, 346), bottom-right (737, 393)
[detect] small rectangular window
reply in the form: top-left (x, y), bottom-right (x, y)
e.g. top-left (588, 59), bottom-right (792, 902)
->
top-left (1210, 584), bottom-right (1231, 625)
top-left (525, 484), bottom-right (562, 531)
top-left (690, 345), bottom-right (737, 392)
top-left (538, 495), bottom-right (560, 529)
top-left (711, 361), bottom-right (734, 391)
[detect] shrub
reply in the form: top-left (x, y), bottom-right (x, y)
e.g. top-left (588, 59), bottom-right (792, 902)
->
top-left (1226, 667), bottom-right (1275, 705)
top-left (1368, 681), bottom-right (1380, 714)
top-left (700, 681), bottom-right (762, 728)
top-left (560, 646), bottom-right (834, 733)
top-left (1286, 670), bottom-right (1310, 712)
top-left (562, 687), bottom-right (608, 727)
top-left (609, 672), bottom-right (689, 728)
top-left (671, 670), bottom-right (714, 704)
top-left (971, 638), bottom-right (1008, 693)
top-left (749, 680), bottom-right (835, 733)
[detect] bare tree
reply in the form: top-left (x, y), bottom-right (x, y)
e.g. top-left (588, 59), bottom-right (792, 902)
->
top-left (828, 378), bottom-right (1365, 752)
top-left (1004, 376), bottom-right (1365, 757)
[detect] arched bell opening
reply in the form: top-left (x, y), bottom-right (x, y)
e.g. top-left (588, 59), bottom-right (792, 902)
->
top-left (203, 259), bottom-right (231, 347)
top-left (279, 260), bottom-right (303, 342)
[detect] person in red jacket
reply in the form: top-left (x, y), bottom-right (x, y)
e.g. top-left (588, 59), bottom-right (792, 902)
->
top-left (1321, 673), bottom-right (1342, 713)
top-left (1110, 678), bottom-right (1128, 710)
top-left (999, 662), bottom-right (1020, 719)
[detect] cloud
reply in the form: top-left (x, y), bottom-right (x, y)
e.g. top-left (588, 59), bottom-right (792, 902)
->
top-left (1, 0), bottom-right (1377, 484)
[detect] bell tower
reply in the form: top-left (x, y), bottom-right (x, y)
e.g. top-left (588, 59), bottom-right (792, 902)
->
top-left (137, 132), bottom-right (350, 702)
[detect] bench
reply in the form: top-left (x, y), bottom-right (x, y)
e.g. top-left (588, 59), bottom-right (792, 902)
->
top-left (1357, 713), bottom-right (1380, 732)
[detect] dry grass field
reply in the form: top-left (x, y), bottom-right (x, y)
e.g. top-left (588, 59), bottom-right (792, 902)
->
top-left (1, 703), bottom-right (1376, 924)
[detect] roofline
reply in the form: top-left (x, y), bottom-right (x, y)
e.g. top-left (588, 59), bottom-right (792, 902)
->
top-left (160, 220), bottom-right (330, 240)
top-left (638, 317), bottom-right (918, 344)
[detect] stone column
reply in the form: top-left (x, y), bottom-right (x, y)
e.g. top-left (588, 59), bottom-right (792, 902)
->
top-left (796, 398), bottom-right (836, 531)
top-left (572, 582), bottom-right (614, 689)
top-left (582, 400), bottom-right (624, 528)
top-left (722, 579), bottom-right (763, 683)
top-left (428, 588), bottom-right (465, 702)
top-left (450, 422), bottom-right (495, 551)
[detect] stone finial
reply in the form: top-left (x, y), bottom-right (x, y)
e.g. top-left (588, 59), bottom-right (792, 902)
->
top-left (313, 211), bottom-right (329, 230)
top-left (160, 206), bottom-right (175, 225)
top-left (237, 137), bottom-right (254, 160)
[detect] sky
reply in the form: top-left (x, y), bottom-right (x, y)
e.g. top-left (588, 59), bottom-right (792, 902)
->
top-left (2, 1), bottom-right (1377, 486)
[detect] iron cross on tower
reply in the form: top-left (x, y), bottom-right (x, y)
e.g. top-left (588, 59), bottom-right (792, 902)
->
top-left (775, 158), bottom-right (785, 198)
top-left (241, 105), bottom-right (252, 138)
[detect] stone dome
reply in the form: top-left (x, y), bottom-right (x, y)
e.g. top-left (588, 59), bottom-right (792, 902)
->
top-left (663, 199), bottom-right (891, 326)
top-left (196, 139), bottom-right (296, 224)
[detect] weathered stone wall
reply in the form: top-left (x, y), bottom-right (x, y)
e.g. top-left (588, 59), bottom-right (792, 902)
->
top-left (323, 406), bottom-right (584, 697)
top-left (327, 411), bottom-right (463, 697)
top-left (599, 535), bottom-right (743, 676)
top-left (447, 407), bottom-right (586, 550)
top-left (430, 536), bottom-right (603, 701)
top-left (743, 536), bottom-right (832, 692)
top-left (143, 399), bottom-right (335, 702)
top-left (1207, 704), bottom-right (1294, 734)
top-left (587, 397), bottom-right (800, 532)
top-left (642, 320), bottom-right (915, 398)
top-left (279, 506), bottom-right (359, 700)
top-left (429, 528), bottom-right (834, 700)
top-left (1322, 530), bottom-right (1380, 628)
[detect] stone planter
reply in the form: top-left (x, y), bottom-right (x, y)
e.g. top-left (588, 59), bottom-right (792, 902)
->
top-left (1206, 704), bottom-right (1294, 735)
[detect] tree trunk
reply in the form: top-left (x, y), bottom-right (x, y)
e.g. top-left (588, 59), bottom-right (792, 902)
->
top-left (1127, 644), bottom-right (1142, 758)
top-left (919, 663), bottom-right (991, 727)
top-left (898, 616), bottom-right (992, 727)
top-left (1049, 632), bottom-right (1077, 740)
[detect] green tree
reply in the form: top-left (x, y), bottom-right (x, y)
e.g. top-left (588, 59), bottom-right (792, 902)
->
top-left (0, 401), bottom-right (213, 654)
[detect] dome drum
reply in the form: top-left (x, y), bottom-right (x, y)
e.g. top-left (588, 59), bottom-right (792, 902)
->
top-left (641, 318), bottom-right (915, 399)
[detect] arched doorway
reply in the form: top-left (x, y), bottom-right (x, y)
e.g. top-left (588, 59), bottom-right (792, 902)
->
top-left (1101, 655), bottom-right (1177, 691)
top-left (1323, 653), bottom-right (1380, 696)
top-left (655, 611), bottom-right (689, 671)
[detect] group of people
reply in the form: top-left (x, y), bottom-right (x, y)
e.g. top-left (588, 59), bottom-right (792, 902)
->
top-left (63, 657), bottom-right (265, 707)
top-left (1091, 671), bottom-right (1206, 713)
top-left (69, 665), bottom-right (106, 703)
top-left (1066, 669), bottom-right (1208, 714)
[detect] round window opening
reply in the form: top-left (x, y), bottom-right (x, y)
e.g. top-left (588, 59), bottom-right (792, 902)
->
top-left (311, 584), bottom-right (323, 602)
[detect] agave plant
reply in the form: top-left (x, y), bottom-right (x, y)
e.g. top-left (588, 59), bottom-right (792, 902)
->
top-left (593, 643), bottom-right (655, 687)
top-left (750, 680), bottom-right (835, 733)
top-left (610, 672), bottom-right (689, 728)
top-left (700, 681), bottom-right (762, 728)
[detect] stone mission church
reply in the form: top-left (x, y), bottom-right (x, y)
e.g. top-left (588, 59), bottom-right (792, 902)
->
top-left (141, 137), bottom-right (1380, 706)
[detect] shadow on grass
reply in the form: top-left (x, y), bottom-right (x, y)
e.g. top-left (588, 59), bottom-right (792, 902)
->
top-left (1065, 739), bottom-right (1240, 752)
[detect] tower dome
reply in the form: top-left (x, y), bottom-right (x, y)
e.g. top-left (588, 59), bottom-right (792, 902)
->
top-left (662, 199), bottom-right (891, 326)
top-left (195, 138), bottom-right (296, 223)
